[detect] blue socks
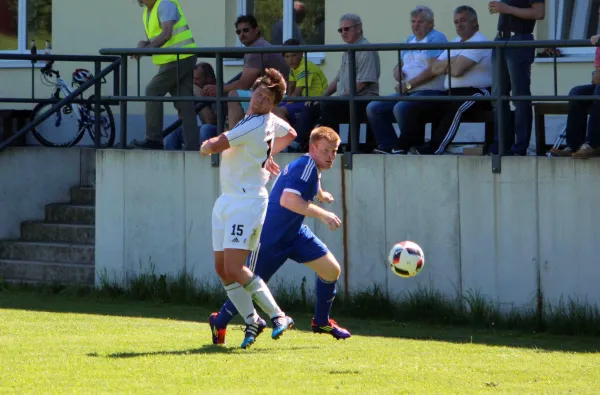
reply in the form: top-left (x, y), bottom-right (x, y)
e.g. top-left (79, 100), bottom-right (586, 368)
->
top-left (214, 299), bottom-right (238, 329)
top-left (314, 276), bottom-right (337, 326)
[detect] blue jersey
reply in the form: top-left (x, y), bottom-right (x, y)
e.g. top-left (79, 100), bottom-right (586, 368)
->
top-left (261, 154), bottom-right (319, 246)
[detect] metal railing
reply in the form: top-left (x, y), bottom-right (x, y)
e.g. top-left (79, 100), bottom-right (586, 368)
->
top-left (0, 53), bottom-right (120, 152)
top-left (100, 39), bottom-right (595, 172)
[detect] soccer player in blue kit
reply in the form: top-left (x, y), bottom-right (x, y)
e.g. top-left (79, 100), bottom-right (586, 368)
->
top-left (209, 126), bottom-right (352, 345)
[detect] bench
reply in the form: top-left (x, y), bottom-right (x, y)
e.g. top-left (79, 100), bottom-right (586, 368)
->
top-left (533, 102), bottom-right (569, 155)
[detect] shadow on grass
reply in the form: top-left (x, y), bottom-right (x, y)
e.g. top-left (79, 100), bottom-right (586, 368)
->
top-left (88, 344), bottom-right (319, 359)
top-left (2, 289), bottom-right (600, 354)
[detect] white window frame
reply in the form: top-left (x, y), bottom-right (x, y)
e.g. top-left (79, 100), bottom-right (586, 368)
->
top-left (548, 0), bottom-right (597, 57)
top-left (224, 0), bottom-right (325, 66)
top-left (0, 0), bottom-right (46, 68)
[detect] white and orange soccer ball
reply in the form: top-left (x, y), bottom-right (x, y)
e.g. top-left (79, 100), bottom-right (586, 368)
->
top-left (388, 241), bottom-right (425, 278)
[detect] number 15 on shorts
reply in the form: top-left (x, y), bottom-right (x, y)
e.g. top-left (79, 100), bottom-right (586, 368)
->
top-left (231, 224), bottom-right (244, 236)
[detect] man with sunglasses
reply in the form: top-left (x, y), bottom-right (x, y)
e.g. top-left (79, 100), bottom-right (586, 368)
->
top-left (295, 13), bottom-right (380, 153)
top-left (203, 15), bottom-right (289, 129)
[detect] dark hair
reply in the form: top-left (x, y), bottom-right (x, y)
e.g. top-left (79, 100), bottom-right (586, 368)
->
top-left (454, 5), bottom-right (478, 20)
top-left (283, 38), bottom-right (301, 46)
top-left (195, 62), bottom-right (216, 81)
top-left (251, 68), bottom-right (287, 106)
top-left (235, 14), bottom-right (259, 29)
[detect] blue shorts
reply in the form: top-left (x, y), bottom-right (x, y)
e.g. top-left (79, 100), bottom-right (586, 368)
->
top-left (278, 101), bottom-right (306, 125)
top-left (246, 224), bottom-right (328, 283)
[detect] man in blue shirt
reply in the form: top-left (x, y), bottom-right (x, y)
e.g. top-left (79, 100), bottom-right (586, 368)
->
top-left (489, 0), bottom-right (545, 155)
top-left (209, 126), bottom-right (351, 345)
top-left (366, 6), bottom-right (448, 154)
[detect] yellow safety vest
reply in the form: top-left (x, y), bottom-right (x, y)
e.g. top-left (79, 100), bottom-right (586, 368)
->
top-left (142, 0), bottom-right (196, 65)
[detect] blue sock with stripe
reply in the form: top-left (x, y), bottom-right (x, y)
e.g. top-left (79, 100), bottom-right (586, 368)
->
top-left (214, 299), bottom-right (238, 329)
top-left (314, 276), bottom-right (337, 326)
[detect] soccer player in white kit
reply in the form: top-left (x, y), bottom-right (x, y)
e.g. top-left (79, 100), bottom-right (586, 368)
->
top-left (200, 68), bottom-right (297, 349)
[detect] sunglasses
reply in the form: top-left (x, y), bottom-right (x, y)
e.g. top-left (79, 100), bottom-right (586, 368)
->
top-left (337, 24), bottom-right (361, 34)
top-left (236, 27), bottom-right (251, 35)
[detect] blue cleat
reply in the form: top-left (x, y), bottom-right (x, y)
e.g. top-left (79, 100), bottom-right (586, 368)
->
top-left (271, 315), bottom-right (294, 340)
top-left (311, 318), bottom-right (351, 340)
top-left (240, 317), bottom-right (267, 349)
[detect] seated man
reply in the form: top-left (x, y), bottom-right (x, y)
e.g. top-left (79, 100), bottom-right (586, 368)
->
top-left (296, 13), bottom-right (380, 152)
top-left (411, 6), bottom-right (492, 155)
top-left (551, 29), bottom-right (600, 159)
top-left (164, 62), bottom-right (218, 150)
top-left (202, 14), bottom-right (289, 128)
top-left (366, 6), bottom-right (448, 154)
top-left (272, 38), bottom-right (328, 150)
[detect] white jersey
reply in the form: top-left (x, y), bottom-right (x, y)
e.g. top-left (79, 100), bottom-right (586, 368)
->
top-left (437, 32), bottom-right (492, 90)
top-left (221, 113), bottom-right (291, 198)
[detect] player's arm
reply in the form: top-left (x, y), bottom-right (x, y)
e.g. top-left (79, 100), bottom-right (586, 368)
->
top-left (271, 115), bottom-right (297, 155)
top-left (317, 179), bottom-right (334, 203)
top-left (200, 133), bottom-right (229, 155)
top-left (280, 192), bottom-right (341, 230)
top-left (200, 118), bottom-right (254, 155)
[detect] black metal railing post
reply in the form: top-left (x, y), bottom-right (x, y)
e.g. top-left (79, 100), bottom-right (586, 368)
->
top-left (94, 60), bottom-right (102, 148)
top-left (213, 53), bottom-right (224, 167)
top-left (345, 49), bottom-right (358, 170)
top-left (120, 55), bottom-right (128, 149)
top-left (492, 45), bottom-right (506, 174)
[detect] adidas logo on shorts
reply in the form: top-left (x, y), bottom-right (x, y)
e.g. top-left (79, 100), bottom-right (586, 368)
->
top-left (232, 237), bottom-right (240, 243)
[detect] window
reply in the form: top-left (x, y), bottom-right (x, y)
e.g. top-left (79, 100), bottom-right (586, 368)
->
top-left (549, 0), bottom-right (600, 55)
top-left (1, 0), bottom-right (53, 54)
top-left (235, 0), bottom-right (325, 63)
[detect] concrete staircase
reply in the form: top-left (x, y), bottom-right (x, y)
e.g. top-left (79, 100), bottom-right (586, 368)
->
top-left (0, 186), bottom-right (95, 286)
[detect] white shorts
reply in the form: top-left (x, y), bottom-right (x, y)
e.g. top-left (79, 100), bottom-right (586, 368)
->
top-left (212, 194), bottom-right (268, 251)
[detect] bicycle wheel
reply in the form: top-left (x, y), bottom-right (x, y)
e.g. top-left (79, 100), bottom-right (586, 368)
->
top-left (84, 95), bottom-right (116, 148)
top-left (30, 101), bottom-right (86, 147)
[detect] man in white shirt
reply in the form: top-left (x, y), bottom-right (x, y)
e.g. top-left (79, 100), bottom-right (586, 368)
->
top-left (200, 68), bottom-right (297, 349)
top-left (412, 6), bottom-right (492, 155)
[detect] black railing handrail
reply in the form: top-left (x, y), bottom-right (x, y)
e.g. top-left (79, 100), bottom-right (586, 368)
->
top-left (2, 53), bottom-right (120, 62)
top-left (100, 39), bottom-right (594, 56)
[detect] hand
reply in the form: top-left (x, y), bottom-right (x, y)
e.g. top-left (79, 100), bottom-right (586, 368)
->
top-left (200, 141), bottom-right (210, 156)
top-left (131, 40), bottom-right (148, 60)
top-left (319, 211), bottom-right (342, 231)
top-left (393, 65), bottom-right (400, 82)
top-left (591, 35), bottom-right (600, 45)
top-left (488, 1), bottom-right (510, 14)
top-left (318, 190), bottom-right (334, 204)
top-left (202, 85), bottom-right (217, 97)
top-left (264, 156), bottom-right (280, 178)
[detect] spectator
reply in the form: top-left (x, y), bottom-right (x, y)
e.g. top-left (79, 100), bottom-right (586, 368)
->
top-left (164, 62), bottom-right (219, 150)
top-left (552, 29), bottom-right (600, 159)
top-left (202, 14), bottom-right (289, 128)
top-left (132, 0), bottom-right (198, 150)
top-left (297, 13), bottom-right (380, 153)
top-left (489, 0), bottom-right (545, 156)
top-left (272, 39), bottom-right (327, 125)
top-left (271, 1), bottom-right (306, 45)
top-left (366, 6), bottom-right (448, 154)
top-left (410, 5), bottom-right (492, 155)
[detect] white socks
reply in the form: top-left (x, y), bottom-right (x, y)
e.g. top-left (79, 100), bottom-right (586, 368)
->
top-left (244, 276), bottom-right (284, 319)
top-left (224, 282), bottom-right (258, 325)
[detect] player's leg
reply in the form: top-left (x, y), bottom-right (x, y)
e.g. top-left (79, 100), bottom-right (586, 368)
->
top-left (224, 198), bottom-right (294, 342)
top-left (211, 195), bottom-right (264, 348)
top-left (291, 225), bottom-right (351, 340)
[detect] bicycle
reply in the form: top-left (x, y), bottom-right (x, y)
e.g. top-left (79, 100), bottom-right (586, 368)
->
top-left (30, 61), bottom-right (116, 147)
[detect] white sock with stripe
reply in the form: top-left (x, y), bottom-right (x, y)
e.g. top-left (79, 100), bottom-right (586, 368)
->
top-left (224, 282), bottom-right (259, 325)
top-left (244, 276), bottom-right (284, 319)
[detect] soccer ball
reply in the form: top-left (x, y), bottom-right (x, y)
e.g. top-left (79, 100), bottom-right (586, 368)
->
top-left (388, 241), bottom-right (425, 278)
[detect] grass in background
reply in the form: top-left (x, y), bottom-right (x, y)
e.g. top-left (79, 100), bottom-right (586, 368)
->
top-left (1, 289), bottom-right (600, 394)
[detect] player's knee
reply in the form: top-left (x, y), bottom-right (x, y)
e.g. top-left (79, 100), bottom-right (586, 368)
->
top-left (214, 262), bottom-right (229, 282)
top-left (319, 255), bottom-right (341, 282)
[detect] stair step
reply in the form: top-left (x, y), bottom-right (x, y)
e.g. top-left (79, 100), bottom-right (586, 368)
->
top-left (21, 222), bottom-right (95, 244)
top-left (0, 259), bottom-right (94, 286)
top-left (45, 204), bottom-right (94, 225)
top-left (70, 186), bottom-right (95, 205)
top-left (0, 241), bottom-right (94, 264)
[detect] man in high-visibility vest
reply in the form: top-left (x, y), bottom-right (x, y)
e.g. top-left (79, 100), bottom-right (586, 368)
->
top-left (133, 0), bottom-right (198, 150)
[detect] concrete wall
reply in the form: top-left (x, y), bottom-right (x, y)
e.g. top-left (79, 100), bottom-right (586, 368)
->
top-left (96, 151), bottom-right (600, 309)
top-left (0, 147), bottom-right (95, 239)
